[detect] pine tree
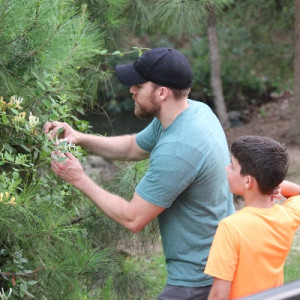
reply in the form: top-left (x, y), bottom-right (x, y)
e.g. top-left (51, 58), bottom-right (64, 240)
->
top-left (0, 0), bottom-right (148, 298)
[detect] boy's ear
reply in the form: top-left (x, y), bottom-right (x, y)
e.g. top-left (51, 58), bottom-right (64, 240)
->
top-left (244, 175), bottom-right (254, 189)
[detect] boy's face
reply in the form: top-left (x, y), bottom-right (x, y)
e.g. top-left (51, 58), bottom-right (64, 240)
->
top-left (226, 156), bottom-right (245, 196)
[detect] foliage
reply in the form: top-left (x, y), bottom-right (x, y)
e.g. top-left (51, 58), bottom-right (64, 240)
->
top-left (127, 0), bottom-right (234, 36)
top-left (125, 246), bottom-right (167, 300)
top-left (0, 0), bottom-right (151, 298)
top-left (86, 47), bottom-right (149, 114)
top-left (0, 92), bottom-right (148, 298)
top-left (188, 37), bottom-right (276, 110)
top-left (0, 288), bottom-right (12, 300)
top-left (85, 160), bottom-right (160, 257)
top-left (217, 0), bottom-right (294, 91)
top-left (1, 0), bottom-right (101, 103)
top-left (285, 247), bottom-right (300, 283)
top-left (75, 0), bottom-right (151, 47)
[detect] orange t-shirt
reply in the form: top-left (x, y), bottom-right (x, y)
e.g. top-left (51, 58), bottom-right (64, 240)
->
top-left (204, 196), bottom-right (300, 299)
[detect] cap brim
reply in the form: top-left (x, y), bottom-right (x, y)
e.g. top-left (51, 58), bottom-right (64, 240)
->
top-left (115, 64), bottom-right (147, 86)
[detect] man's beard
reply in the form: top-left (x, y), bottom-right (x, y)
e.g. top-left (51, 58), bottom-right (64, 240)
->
top-left (133, 95), bottom-right (160, 119)
top-left (134, 104), bottom-right (157, 119)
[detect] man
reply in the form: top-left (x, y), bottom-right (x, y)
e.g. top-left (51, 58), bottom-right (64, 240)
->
top-left (44, 47), bottom-right (235, 300)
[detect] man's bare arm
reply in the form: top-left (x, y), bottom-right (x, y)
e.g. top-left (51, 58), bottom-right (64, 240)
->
top-left (44, 121), bottom-right (149, 161)
top-left (51, 152), bottom-right (164, 232)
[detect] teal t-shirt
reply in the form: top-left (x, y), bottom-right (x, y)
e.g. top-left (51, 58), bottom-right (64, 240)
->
top-left (136, 100), bottom-right (235, 287)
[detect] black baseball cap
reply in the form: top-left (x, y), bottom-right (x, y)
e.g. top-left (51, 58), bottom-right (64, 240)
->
top-left (115, 48), bottom-right (193, 89)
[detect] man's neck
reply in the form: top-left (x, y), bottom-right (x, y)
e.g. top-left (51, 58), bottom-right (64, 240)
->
top-left (158, 98), bottom-right (189, 129)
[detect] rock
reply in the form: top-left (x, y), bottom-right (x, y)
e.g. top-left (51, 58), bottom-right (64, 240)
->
top-left (84, 155), bottom-right (117, 183)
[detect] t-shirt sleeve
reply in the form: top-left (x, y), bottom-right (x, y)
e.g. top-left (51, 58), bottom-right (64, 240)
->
top-left (136, 119), bottom-right (161, 152)
top-left (135, 152), bottom-right (198, 208)
top-left (283, 195), bottom-right (300, 223)
top-left (204, 220), bottom-right (238, 281)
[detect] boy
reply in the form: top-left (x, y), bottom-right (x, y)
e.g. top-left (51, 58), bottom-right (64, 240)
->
top-left (205, 135), bottom-right (300, 299)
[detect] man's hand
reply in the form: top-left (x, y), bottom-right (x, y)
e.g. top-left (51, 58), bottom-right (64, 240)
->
top-left (51, 151), bottom-right (85, 187)
top-left (44, 121), bottom-right (80, 144)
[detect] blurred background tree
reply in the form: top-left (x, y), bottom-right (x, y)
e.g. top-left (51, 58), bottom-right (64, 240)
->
top-left (290, 0), bottom-right (300, 144)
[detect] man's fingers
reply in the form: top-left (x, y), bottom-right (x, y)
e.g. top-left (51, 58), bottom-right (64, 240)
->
top-left (65, 152), bottom-right (75, 160)
top-left (43, 121), bottom-right (53, 134)
top-left (51, 150), bottom-right (64, 157)
top-left (44, 121), bottom-right (65, 135)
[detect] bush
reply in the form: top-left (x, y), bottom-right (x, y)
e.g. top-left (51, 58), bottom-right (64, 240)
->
top-left (0, 1), bottom-right (150, 298)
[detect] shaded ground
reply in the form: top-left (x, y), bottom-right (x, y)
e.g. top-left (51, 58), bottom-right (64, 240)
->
top-left (226, 95), bottom-right (292, 146)
top-left (226, 95), bottom-right (300, 181)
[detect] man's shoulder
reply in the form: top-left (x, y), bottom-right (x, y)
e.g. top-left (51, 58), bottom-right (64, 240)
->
top-left (188, 99), bottom-right (209, 110)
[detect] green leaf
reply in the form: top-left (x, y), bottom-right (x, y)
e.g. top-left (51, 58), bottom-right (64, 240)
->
top-left (10, 107), bottom-right (19, 115)
top-left (3, 143), bottom-right (13, 152)
top-left (75, 107), bottom-right (85, 114)
top-left (57, 127), bottom-right (64, 135)
top-left (42, 99), bottom-right (52, 108)
top-left (20, 144), bottom-right (31, 152)
top-left (20, 282), bottom-right (28, 292)
top-left (4, 152), bottom-right (14, 162)
top-left (90, 49), bottom-right (105, 54)
top-left (25, 291), bottom-right (35, 298)
top-left (58, 141), bottom-right (68, 147)
top-left (37, 81), bottom-right (46, 90)
top-left (51, 110), bottom-right (59, 117)
top-left (25, 122), bottom-right (30, 131)
top-left (2, 113), bottom-right (8, 124)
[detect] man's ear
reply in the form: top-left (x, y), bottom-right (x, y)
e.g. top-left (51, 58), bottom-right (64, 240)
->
top-left (157, 86), bottom-right (169, 101)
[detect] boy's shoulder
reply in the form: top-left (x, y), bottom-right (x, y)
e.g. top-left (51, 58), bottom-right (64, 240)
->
top-left (218, 206), bottom-right (267, 229)
top-left (222, 206), bottom-right (249, 220)
top-left (217, 208), bottom-right (248, 229)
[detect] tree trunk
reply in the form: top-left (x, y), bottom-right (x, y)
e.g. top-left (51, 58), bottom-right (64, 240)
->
top-left (207, 4), bottom-right (230, 129)
top-left (289, 0), bottom-right (300, 144)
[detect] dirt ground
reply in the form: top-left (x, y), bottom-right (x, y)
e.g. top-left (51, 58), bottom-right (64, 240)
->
top-left (226, 96), bottom-right (300, 183)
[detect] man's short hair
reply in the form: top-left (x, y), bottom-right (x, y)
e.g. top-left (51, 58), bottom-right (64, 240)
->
top-left (231, 135), bottom-right (289, 194)
top-left (151, 83), bottom-right (191, 100)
